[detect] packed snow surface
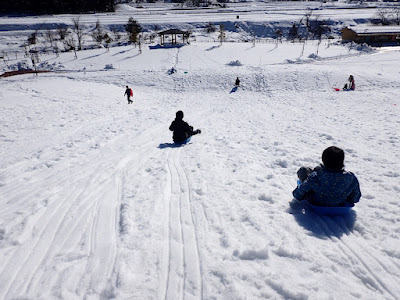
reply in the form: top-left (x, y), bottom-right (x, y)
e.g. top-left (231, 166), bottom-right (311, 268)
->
top-left (1, 3), bottom-right (400, 300)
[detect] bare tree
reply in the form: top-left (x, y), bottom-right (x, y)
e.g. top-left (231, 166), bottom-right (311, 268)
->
top-left (252, 31), bottom-right (257, 47)
top-left (72, 17), bottom-right (84, 50)
top-left (111, 28), bottom-right (121, 41)
top-left (391, 7), bottom-right (400, 25)
top-left (104, 33), bottom-right (112, 51)
top-left (64, 35), bottom-right (78, 59)
top-left (45, 29), bottom-right (55, 47)
top-left (54, 44), bottom-right (60, 57)
top-left (27, 31), bottom-right (38, 45)
top-left (275, 28), bottom-right (283, 47)
top-left (205, 22), bottom-right (216, 33)
top-left (376, 8), bottom-right (391, 25)
top-left (301, 8), bottom-right (314, 31)
top-left (149, 32), bottom-right (157, 44)
top-left (92, 20), bottom-right (106, 46)
top-left (184, 30), bottom-right (192, 44)
top-left (218, 24), bottom-right (226, 45)
top-left (57, 25), bottom-right (68, 40)
top-left (288, 23), bottom-right (298, 41)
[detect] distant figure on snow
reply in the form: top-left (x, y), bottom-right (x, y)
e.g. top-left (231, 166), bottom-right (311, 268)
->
top-left (169, 111), bottom-right (201, 144)
top-left (235, 77), bottom-right (240, 87)
top-left (124, 86), bottom-right (133, 104)
top-left (293, 146), bottom-right (361, 207)
top-left (343, 75), bottom-right (355, 91)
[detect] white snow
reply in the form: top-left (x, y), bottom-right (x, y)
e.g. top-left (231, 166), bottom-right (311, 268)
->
top-left (350, 25), bottom-right (400, 34)
top-left (1, 2), bottom-right (400, 300)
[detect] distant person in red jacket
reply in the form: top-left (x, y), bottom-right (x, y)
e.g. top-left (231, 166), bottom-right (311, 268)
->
top-left (124, 86), bottom-right (133, 104)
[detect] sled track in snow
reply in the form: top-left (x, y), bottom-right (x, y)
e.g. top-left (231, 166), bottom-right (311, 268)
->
top-left (0, 146), bottom-right (148, 299)
top-left (163, 147), bottom-right (203, 300)
top-left (0, 159), bottom-right (119, 298)
top-left (315, 216), bottom-right (400, 299)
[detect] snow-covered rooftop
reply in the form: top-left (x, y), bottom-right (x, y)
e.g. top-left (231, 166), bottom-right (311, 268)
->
top-left (348, 26), bottom-right (400, 34)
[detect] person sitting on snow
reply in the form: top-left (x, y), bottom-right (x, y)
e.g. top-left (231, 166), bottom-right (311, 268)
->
top-left (169, 111), bottom-right (201, 144)
top-left (343, 75), bottom-right (355, 91)
top-left (293, 146), bottom-right (361, 207)
top-left (235, 77), bottom-right (240, 87)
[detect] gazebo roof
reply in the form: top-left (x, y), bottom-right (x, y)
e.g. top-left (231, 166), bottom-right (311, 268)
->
top-left (158, 29), bottom-right (187, 35)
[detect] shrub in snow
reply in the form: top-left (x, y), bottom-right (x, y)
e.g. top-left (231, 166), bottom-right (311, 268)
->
top-left (346, 41), bottom-right (374, 53)
top-left (38, 62), bottom-right (65, 71)
top-left (356, 43), bottom-right (374, 53)
top-left (8, 61), bottom-right (31, 71)
top-left (308, 53), bottom-right (320, 59)
top-left (227, 60), bottom-right (243, 66)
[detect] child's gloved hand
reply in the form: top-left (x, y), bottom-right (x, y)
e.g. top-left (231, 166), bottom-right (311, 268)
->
top-left (195, 129), bottom-right (201, 134)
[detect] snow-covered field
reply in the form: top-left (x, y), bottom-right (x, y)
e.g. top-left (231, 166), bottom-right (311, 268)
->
top-left (1, 2), bottom-right (400, 300)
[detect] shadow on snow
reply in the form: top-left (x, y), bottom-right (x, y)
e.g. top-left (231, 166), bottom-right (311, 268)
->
top-left (230, 86), bottom-right (238, 94)
top-left (287, 199), bottom-right (357, 239)
top-left (158, 143), bottom-right (183, 149)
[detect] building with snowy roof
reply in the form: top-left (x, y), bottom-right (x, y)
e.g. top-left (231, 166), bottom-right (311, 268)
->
top-left (342, 26), bottom-right (400, 46)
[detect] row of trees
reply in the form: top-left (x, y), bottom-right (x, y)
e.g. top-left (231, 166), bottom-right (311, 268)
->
top-left (24, 18), bottom-right (145, 60)
top-left (23, 11), bottom-right (333, 61)
top-left (1, 0), bottom-right (115, 14)
top-left (205, 8), bottom-right (331, 44)
top-left (375, 7), bottom-right (400, 25)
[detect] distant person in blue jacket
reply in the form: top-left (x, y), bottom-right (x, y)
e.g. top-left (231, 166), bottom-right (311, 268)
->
top-left (293, 146), bottom-right (361, 207)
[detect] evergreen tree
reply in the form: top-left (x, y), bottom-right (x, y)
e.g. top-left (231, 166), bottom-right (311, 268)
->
top-left (125, 18), bottom-right (142, 44)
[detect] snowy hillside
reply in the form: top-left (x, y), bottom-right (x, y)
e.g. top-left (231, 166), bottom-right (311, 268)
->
top-left (1, 2), bottom-right (400, 300)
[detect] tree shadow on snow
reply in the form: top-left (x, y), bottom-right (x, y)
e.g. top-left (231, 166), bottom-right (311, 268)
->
top-left (287, 199), bottom-right (357, 239)
top-left (206, 45), bottom-right (221, 51)
top-left (81, 52), bottom-right (106, 60)
top-left (122, 53), bottom-right (141, 61)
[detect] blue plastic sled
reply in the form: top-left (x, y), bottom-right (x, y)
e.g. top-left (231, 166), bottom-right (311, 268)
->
top-left (174, 137), bottom-right (191, 146)
top-left (306, 201), bottom-right (354, 216)
top-left (296, 180), bottom-right (354, 216)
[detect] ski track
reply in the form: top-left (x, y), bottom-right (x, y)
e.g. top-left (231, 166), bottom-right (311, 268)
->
top-left (0, 140), bottom-right (151, 299)
top-left (315, 215), bottom-right (400, 299)
top-left (163, 147), bottom-right (202, 300)
top-left (0, 160), bottom-right (117, 299)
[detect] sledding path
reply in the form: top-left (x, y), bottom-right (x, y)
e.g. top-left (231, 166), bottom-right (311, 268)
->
top-left (163, 146), bottom-right (203, 300)
top-left (315, 215), bottom-right (400, 299)
top-left (0, 155), bottom-right (123, 299)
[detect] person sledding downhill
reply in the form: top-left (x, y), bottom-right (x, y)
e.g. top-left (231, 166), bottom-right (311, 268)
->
top-left (235, 77), bottom-right (240, 87)
top-left (293, 146), bottom-right (361, 207)
top-left (169, 111), bottom-right (201, 145)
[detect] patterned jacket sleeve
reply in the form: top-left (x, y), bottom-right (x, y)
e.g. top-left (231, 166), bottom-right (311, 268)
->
top-left (347, 174), bottom-right (362, 203)
top-left (292, 173), bottom-right (316, 200)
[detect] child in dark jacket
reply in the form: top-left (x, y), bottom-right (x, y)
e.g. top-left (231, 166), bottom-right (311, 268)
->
top-left (169, 111), bottom-right (201, 144)
top-left (293, 146), bottom-right (361, 207)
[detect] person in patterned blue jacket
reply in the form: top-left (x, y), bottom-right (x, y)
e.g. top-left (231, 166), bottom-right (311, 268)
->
top-left (293, 146), bottom-right (361, 207)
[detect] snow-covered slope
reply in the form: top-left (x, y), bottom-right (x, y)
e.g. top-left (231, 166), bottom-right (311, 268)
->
top-left (1, 3), bottom-right (400, 300)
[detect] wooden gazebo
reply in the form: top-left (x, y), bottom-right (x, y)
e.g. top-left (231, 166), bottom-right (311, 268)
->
top-left (158, 29), bottom-right (188, 45)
